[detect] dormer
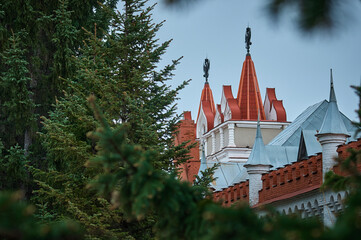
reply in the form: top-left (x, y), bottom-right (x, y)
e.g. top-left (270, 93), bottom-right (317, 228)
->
top-left (196, 101), bottom-right (215, 138)
top-left (264, 88), bottom-right (287, 122)
top-left (220, 85), bottom-right (241, 121)
top-left (224, 98), bottom-right (241, 121)
top-left (214, 104), bottom-right (224, 127)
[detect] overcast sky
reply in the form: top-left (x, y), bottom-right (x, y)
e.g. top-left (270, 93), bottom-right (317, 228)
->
top-left (126, 0), bottom-right (361, 122)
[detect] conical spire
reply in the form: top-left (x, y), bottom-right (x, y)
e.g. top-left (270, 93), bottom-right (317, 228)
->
top-left (318, 69), bottom-right (349, 135)
top-left (236, 28), bottom-right (266, 120)
top-left (329, 69), bottom-right (337, 102)
top-left (244, 114), bottom-right (272, 167)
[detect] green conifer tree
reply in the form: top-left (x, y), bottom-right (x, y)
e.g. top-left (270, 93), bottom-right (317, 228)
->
top-left (0, 31), bottom-right (35, 192)
top-left (33, 0), bottom-right (189, 238)
top-left (0, 0), bottom-right (118, 168)
top-left (0, 31), bottom-right (36, 150)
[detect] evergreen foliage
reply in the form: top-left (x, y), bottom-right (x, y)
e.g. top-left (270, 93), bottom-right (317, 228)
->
top-left (0, 30), bottom-right (36, 149)
top-left (1, 0), bottom-right (361, 239)
top-left (32, 0), bottom-right (189, 238)
top-left (0, 191), bottom-right (84, 239)
top-left (0, 0), bottom-right (118, 166)
top-left (0, 145), bottom-right (29, 190)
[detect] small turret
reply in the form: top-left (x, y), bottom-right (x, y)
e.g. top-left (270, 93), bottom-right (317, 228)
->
top-left (316, 70), bottom-right (350, 179)
top-left (244, 114), bottom-right (272, 206)
top-left (196, 58), bottom-right (216, 138)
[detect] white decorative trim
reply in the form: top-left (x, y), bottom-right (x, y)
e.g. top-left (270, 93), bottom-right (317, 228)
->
top-left (228, 123), bottom-right (236, 147)
top-left (196, 104), bottom-right (208, 138)
top-left (245, 165), bottom-right (271, 206)
top-left (219, 127), bottom-right (224, 149)
top-left (316, 133), bottom-right (348, 179)
top-left (260, 189), bottom-right (347, 227)
top-left (211, 132), bottom-right (216, 154)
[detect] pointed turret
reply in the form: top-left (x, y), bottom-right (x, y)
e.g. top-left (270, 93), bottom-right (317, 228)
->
top-left (244, 115), bottom-right (272, 167)
top-left (244, 114), bottom-right (272, 206)
top-left (197, 82), bottom-right (216, 120)
top-left (236, 27), bottom-right (266, 120)
top-left (196, 58), bottom-right (216, 135)
top-left (318, 69), bottom-right (348, 135)
top-left (316, 69), bottom-right (350, 227)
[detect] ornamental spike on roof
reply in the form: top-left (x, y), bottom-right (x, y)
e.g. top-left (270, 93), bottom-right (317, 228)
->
top-left (255, 110), bottom-right (261, 138)
top-left (329, 69), bottom-right (337, 103)
top-left (318, 69), bottom-right (349, 136)
top-left (244, 117), bottom-right (272, 167)
top-left (203, 58), bottom-right (210, 82)
top-left (245, 26), bottom-right (252, 55)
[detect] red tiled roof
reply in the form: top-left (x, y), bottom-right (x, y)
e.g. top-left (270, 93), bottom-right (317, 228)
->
top-left (265, 88), bottom-right (287, 122)
top-left (197, 82), bottom-right (216, 123)
top-left (237, 55), bottom-right (266, 120)
top-left (216, 104), bottom-right (224, 123)
top-left (273, 100), bottom-right (287, 122)
top-left (201, 100), bottom-right (215, 131)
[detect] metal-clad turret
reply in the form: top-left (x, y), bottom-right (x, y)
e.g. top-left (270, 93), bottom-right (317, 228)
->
top-left (318, 69), bottom-right (349, 135)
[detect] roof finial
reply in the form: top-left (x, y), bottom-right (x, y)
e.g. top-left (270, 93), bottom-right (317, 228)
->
top-left (329, 68), bottom-right (337, 102)
top-left (245, 26), bottom-right (252, 55)
top-left (203, 58), bottom-right (210, 82)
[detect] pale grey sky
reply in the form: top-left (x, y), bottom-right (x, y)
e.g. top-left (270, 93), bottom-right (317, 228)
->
top-left (124, 0), bottom-right (361, 121)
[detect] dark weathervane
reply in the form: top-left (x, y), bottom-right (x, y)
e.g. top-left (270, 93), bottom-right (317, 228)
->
top-left (245, 27), bottom-right (252, 55)
top-left (203, 58), bottom-right (210, 82)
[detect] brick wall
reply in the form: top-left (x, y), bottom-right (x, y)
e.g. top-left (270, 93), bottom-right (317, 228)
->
top-left (213, 181), bottom-right (249, 206)
top-left (212, 139), bottom-right (361, 206)
top-left (258, 154), bottom-right (322, 204)
top-left (334, 139), bottom-right (361, 176)
top-left (174, 111), bottom-right (200, 183)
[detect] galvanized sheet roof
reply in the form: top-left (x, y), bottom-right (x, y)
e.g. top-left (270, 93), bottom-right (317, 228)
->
top-left (268, 100), bottom-right (357, 147)
top-left (301, 129), bottom-right (322, 157)
top-left (208, 161), bottom-right (242, 191)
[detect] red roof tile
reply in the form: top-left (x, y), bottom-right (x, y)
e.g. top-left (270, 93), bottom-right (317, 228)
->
top-left (236, 55), bottom-right (266, 120)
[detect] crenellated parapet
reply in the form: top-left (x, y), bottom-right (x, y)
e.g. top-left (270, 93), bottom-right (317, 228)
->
top-left (212, 138), bottom-right (361, 208)
top-left (258, 155), bottom-right (322, 204)
top-left (333, 139), bottom-right (361, 175)
top-left (213, 180), bottom-right (249, 207)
